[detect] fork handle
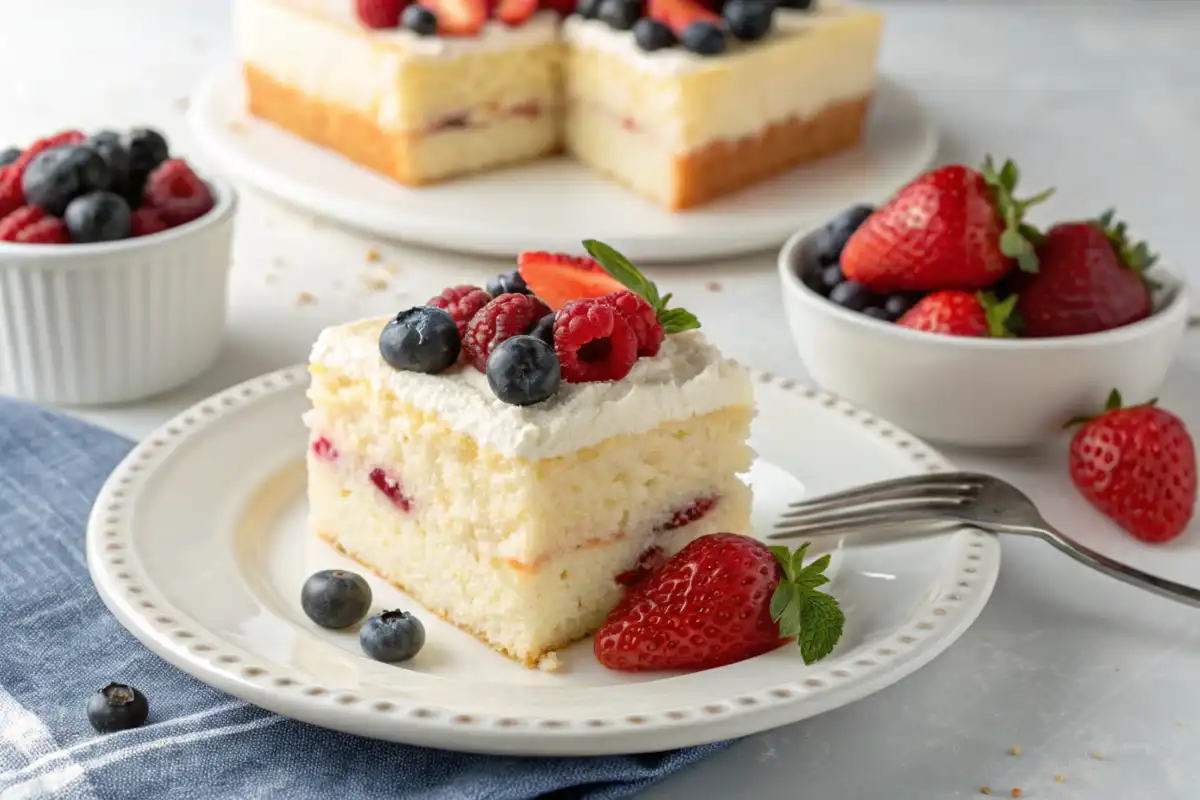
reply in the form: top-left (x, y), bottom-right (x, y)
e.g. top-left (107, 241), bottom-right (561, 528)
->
top-left (1014, 523), bottom-right (1200, 607)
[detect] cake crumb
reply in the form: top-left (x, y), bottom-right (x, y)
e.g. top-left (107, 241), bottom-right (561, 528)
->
top-left (265, 273), bottom-right (277, 284)
top-left (706, 281), bottom-right (723, 292)
top-left (1010, 789), bottom-right (1022, 798)
top-left (296, 291), bottom-right (318, 306)
top-left (1009, 746), bottom-right (1021, 756)
top-left (537, 652), bottom-right (562, 672)
top-left (362, 276), bottom-right (388, 293)
top-left (384, 262), bottom-right (400, 275)
top-left (980, 787), bottom-right (992, 796)
top-left (271, 257), bottom-right (285, 269)
top-left (1090, 752), bottom-right (1103, 761)
top-left (366, 248), bottom-right (382, 263)
top-left (1054, 776), bottom-right (1064, 783)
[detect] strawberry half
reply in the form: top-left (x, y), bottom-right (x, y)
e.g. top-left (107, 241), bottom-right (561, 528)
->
top-left (841, 156), bottom-right (1053, 293)
top-left (594, 533), bottom-right (844, 671)
top-left (648, 0), bottom-right (720, 35)
top-left (425, 0), bottom-right (488, 34)
top-left (496, 0), bottom-right (538, 24)
top-left (1067, 390), bottom-right (1196, 543)
top-left (896, 290), bottom-right (1017, 338)
top-left (354, 0), bottom-right (403, 27)
top-left (1014, 211), bottom-right (1154, 338)
top-left (517, 251), bottom-right (625, 310)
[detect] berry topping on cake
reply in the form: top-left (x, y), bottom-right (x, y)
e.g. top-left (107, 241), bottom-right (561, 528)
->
top-left (402, 4), bottom-right (440, 35)
top-left (597, 0), bottom-right (642, 30)
top-left (777, 0), bottom-right (814, 8)
top-left (541, 0), bottom-right (577, 15)
top-left (463, 292), bottom-right (551, 372)
top-left (142, 158), bottom-right (215, 227)
top-left (632, 17), bottom-right (676, 50)
top-left (723, 0), bottom-right (772, 41)
top-left (679, 20), bottom-right (726, 55)
top-left (529, 312), bottom-right (556, 347)
top-left (22, 145), bottom-right (111, 217)
top-left (603, 290), bottom-right (664, 356)
top-left (0, 148), bottom-right (19, 167)
top-left (487, 334), bottom-right (562, 405)
top-left (486, 268), bottom-right (532, 297)
top-left (355, 0), bottom-right (404, 28)
top-left (130, 207), bottom-right (168, 237)
top-left (379, 306), bottom-right (462, 374)
top-left (595, 535), bottom-right (844, 671)
top-left (517, 251), bottom-right (624, 309)
top-left (576, 0), bottom-right (603, 16)
top-left (583, 240), bottom-right (701, 334)
top-left (427, 284), bottom-right (493, 336)
top-left (553, 298), bottom-right (639, 383)
top-left (649, 0), bottom-right (724, 53)
top-left (497, 0), bottom-right (539, 26)
top-left (64, 191), bottom-right (133, 243)
top-left (425, 0), bottom-right (488, 35)
top-left (360, 610), bottom-right (426, 663)
top-left (301, 569), bottom-right (373, 629)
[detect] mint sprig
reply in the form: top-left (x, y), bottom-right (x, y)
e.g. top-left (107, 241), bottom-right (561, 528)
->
top-left (581, 239), bottom-right (701, 334)
top-left (767, 543), bottom-right (845, 665)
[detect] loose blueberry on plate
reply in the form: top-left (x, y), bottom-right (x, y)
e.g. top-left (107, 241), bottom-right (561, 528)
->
top-left (379, 307), bottom-right (462, 374)
top-left (487, 334), bottom-right (561, 406)
top-left (530, 312), bottom-right (556, 347)
top-left (402, 4), bottom-right (438, 35)
top-left (87, 683), bottom-right (150, 733)
top-left (723, 0), bottom-right (773, 41)
top-left (0, 147), bottom-right (20, 167)
top-left (22, 145), bottom-right (112, 217)
top-left (633, 17), bottom-right (676, 51)
top-left (360, 610), bottom-right (426, 663)
top-left (486, 269), bottom-right (531, 297)
top-left (301, 569), bottom-right (373, 629)
top-left (680, 21), bottom-right (726, 55)
top-left (64, 191), bottom-right (133, 243)
top-left (829, 280), bottom-right (873, 312)
top-left (576, 0), bottom-right (603, 18)
top-left (598, 0), bottom-right (641, 30)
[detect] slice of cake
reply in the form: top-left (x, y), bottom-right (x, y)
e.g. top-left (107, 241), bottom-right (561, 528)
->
top-left (563, 1), bottom-right (883, 209)
top-left (303, 242), bottom-right (754, 665)
top-left (235, 0), bottom-right (563, 186)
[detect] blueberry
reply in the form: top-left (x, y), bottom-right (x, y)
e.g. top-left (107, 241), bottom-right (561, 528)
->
top-left (883, 293), bottom-right (920, 320)
top-left (85, 131), bottom-right (132, 191)
top-left (22, 146), bottom-right (112, 217)
top-left (379, 307), bottom-right (461, 374)
top-left (680, 21), bottom-right (726, 55)
top-left (597, 0), bottom-right (641, 30)
top-left (87, 683), bottom-right (149, 733)
top-left (530, 313), bottom-right (556, 347)
top-left (64, 191), bottom-right (132, 243)
top-left (776, 0), bottom-right (813, 8)
top-left (633, 18), bottom-right (676, 51)
top-left (576, 0), bottom-right (603, 18)
top-left (486, 269), bottom-right (530, 297)
top-left (301, 569), bottom-right (372, 629)
top-left (486, 335), bottom-right (561, 406)
top-left (829, 280), bottom-right (873, 311)
top-left (820, 264), bottom-right (844, 293)
top-left (360, 610), bottom-right (426, 663)
top-left (0, 147), bottom-right (20, 167)
top-left (863, 307), bottom-right (891, 321)
top-left (814, 204), bottom-right (874, 265)
top-left (402, 5), bottom-right (438, 35)
top-left (123, 127), bottom-right (169, 178)
top-left (723, 0), bottom-right (773, 41)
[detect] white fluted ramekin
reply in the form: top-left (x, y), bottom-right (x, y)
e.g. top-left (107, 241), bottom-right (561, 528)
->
top-left (0, 179), bottom-right (237, 406)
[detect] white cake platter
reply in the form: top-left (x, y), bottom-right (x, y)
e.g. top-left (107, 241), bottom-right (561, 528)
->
top-left (86, 364), bottom-right (997, 756)
top-left (187, 65), bottom-right (938, 263)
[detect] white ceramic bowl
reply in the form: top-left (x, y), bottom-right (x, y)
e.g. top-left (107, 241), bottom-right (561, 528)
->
top-left (777, 228), bottom-right (1190, 448)
top-left (0, 180), bottom-right (237, 406)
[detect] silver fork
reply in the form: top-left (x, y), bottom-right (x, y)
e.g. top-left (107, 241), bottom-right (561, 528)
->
top-left (770, 471), bottom-right (1200, 608)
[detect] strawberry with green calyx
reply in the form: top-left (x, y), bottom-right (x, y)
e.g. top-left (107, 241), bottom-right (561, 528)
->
top-left (1014, 210), bottom-right (1155, 338)
top-left (841, 155), bottom-right (1053, 292)
top-left (768, 542), bottom-right (846, 665)
top-left (582, 239), bottom-right (700, 334)
top-left (1066, 389), bottom-right (1196, 543)
top-left (896, 290), bottom-right (1019, 338)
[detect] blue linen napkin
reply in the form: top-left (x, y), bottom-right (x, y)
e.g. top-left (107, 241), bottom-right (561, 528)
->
top-left (0, 398), bottom-right (731, 799)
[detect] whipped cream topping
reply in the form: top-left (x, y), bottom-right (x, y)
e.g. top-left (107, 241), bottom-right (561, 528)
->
top-left (309, 316), bottom-right (753, 460)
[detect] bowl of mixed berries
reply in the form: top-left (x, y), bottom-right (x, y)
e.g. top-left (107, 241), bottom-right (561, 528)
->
top-left (0, 127), bottom-right (236, 405)
top-left (778, 156), bottom-right (1189, 448)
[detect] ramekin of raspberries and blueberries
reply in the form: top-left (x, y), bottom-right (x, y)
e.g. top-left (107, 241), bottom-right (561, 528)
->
top-left (377, 239), bottom-right (699, 405)
top-left (0, 127), bottom-right (214, 244)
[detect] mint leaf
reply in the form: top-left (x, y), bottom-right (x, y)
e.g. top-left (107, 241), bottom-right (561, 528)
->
top-left (798, 591), bottom-right (845, 665)
top-left (769, 546), bottom-right (794, 580)
top-left (777, 592), bottom-right (803, 639)
top-left (580, 239), bottom-right (701, 334)
top-left (658, 308), bottom-right (701, 334)
top-left (796, 553), bottom-right (832, 591)
top-left (769, 581), bottom-right (794, 621)
top-left (789, 545), bottom-right (815, 584)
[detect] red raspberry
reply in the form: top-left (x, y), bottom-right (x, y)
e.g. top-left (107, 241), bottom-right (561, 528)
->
top-left (602, 291), bottom-right (663, 357)
top-left (130, 207), bottom-right (168, 237)
top-left (355, 0), bottom-right (403, 27)
top-left (143, 159), bottom-right (215, 226)
top-left (0, 206), bottom-right (48, 241)
top-left (15, 216), bottom-right (68, 244)
top-left (0, 167), bottom-right (23, 219)
top-left (462, 293), bottom-right (550, 372)
top-left (554, 298), bottom-right (638, 383)
top-left (426, 285), bottom-right (492, 337)
top-left (10, 130), bottom-right (84, 178)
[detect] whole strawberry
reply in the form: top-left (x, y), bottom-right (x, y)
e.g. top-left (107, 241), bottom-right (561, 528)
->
top-left (841, 157), bottom-right (1052, 292)
top-left (1015, 211), bottom-right (1154, 337)
top-left (1067, 390), bottom-right (1196, 543)
top-left (897, 290), bottom-right (1016, 338)
top-left (594, 533), bottom-right (843, 671)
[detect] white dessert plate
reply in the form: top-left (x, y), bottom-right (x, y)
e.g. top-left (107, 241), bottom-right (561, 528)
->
top-left (187, 65), bottom-right (938, 263)
top-left (86, 366), bottom-right (998, 756)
